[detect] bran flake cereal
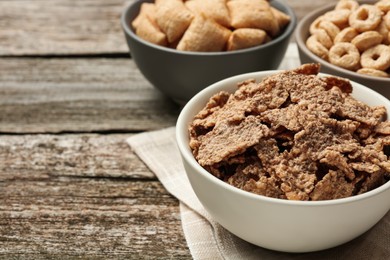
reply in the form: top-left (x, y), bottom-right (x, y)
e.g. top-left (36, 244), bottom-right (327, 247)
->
top-left (188, 64), bottom-right (390, 201)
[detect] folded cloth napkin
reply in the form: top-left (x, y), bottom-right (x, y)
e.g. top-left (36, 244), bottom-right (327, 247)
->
top-left (127, 44), bottom-right (390, 259)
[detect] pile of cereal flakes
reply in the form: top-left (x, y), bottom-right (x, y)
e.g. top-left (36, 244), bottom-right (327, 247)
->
top-left (189, 64), bottom-right (390, 201)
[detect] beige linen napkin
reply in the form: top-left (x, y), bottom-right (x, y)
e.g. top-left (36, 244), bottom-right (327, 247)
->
top-left (127, 44), bottom-right (390, 259)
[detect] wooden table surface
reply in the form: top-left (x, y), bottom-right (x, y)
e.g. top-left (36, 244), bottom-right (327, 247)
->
top-left (0, 0), bottom-right (340, 258)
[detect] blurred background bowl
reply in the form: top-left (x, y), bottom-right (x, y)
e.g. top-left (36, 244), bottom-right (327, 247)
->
top-left (121, 0), bottom-right (296, 104)
top-left (176, 69), bottom-right (390, 253)
top-left (296, 1), bottom-right (390, 99)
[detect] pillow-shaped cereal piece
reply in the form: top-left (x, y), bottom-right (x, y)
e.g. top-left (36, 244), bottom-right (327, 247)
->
top-left (132, 3), bottom-right (156, 30)
top-left (177, 14), bottom-right (231, 52)
top-left (264, 34), bottom-right (272, 44)
top-left (185, 0), bottom-right (231, 27)
top-left (227, 0), bottom-right (280, 37)
top-left (155, 0), bottom-right (194, 43)
top-left (270, 7), bottom-right (291, 29)
top-left (135, 17), bottom-right (168, 46)
top-left (227, 28), bottom-right (267, 51)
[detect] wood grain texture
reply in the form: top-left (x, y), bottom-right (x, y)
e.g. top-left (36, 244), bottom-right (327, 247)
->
top-left (0, 134), bottom-right (154, 180)
top-left (0, 134), bottom-right (190, 258)
top-left (0, 0), bottom-right (133, 56)
top-left (0, 58), bottom-right (179, 133)
top-left (0, 0), bottom-right (351, 258)
top-left (0, 0), bottom-right (338, 56)
top-left (0, 177), bottom-right (190, 258)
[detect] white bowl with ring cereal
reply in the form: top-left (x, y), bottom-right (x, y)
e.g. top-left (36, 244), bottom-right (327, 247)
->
top-left (176, 64), bottom-right (390, 253)
top-left (296, 0), bottom-right (390, 99)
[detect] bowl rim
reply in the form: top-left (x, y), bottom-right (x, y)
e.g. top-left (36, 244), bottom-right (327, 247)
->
top-left (121, 0), bottom-right (297, 56)
top-left (295, 1), bottom-right (390, 83)
top-left (176, 69), bottom-right (390, 207)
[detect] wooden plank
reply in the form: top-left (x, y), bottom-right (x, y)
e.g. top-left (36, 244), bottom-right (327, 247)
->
top-left (0, 134), bottom-right (154, 180)
top-left (0, 0), bottom-right (133, 56)
top-left (0, 133), bottom-right (190, 257)
top-left (0, 0), bottom-right (338, 56)
top-left (0, 58), bottom-right (179, 133)
top-left (0, 177), bottom-right (190, 258)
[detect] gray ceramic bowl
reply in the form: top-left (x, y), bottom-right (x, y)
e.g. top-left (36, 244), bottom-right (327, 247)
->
top-left (121, 0), bottom-right (296, 104)
top-left (296, 1), bottom-right (390, 99)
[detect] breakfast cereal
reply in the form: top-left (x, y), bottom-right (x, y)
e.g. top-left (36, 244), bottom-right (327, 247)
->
top-left (177, 14), bottom-right (231, 52)
top-left (357, 67), bottom-right (389, 77)
top-left (329, 42), bottom-right (360, 70)
top-left (351, 31), bottom-right (383, 52)
top-left (334, 27), bottom-right (359, 43)
top-left (306, 0), bottom-right (390, 78)
top-left (227, 28), bottom-right (267, 51)
top-left (349, 5), bottom-right (382, 32)
top-left (376, 0), bottom-right (390, 12)
top-left (185, 0), bottom-right (231, 27)
top-left (188, 64), bottom-right (390, 201)
top-left (132, 0), bottom-right (291, 52)
top-left (227, 0), bottom-right (280, 36)
top-left (132, 3), bottom-right (168, 46)
top-left (306, 35), bottom-right (329, 60)
top-left (335, 0), bottom-right (359, 11)
top-left (360, 44), bottom-right (390, 71)
top-left (155, 0), bottom-right (194, 43)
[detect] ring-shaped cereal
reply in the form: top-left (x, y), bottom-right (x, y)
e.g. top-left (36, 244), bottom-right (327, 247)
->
top-left (349, 5), bottom-right (382, 32)
top-left (351, 31), bottom-right (383, 52)
top-left (309, 16), bottom-right (324, 35)
top-left (377, 20), bottom-right (390, 45)
top-left (319, 20), bottom-right (340, 40)
top-left (314, 28), bottom-right (333, 49)
top-left (361, 44), bottom-right (390, 71)
top-left (385, 11), bottom-right (390, 29)
top-left (334, 27), bottom-right (358, 43)
top-left (357, 68), bottom-right (389, 77)
top-left (336, 0), bottom-right (359, 11)
top-left (329, 42), bottom-right (360, 70)
top-left (376, 0), bottom-right (390, 13)
top-left (324, 9), bottom-right (351, 28)
top-left (306, 35), bottom-right (329, 61)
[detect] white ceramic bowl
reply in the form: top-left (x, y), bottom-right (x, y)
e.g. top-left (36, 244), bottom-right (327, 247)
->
top-left (176, 70), bottom-right (390, 253)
